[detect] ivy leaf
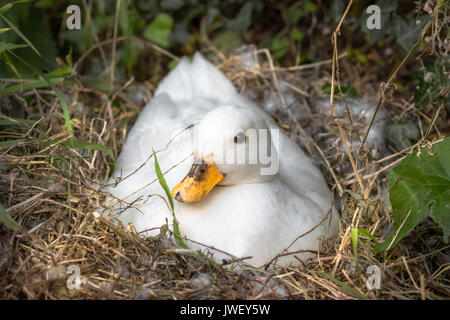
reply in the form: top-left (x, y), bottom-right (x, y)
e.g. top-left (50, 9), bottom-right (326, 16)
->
top-left (226, 2), bottom-right (254, 33)
top-left (391, 14), bottom-right (429, 53)
top-left (382, 138), bottom-right (450, 250)
top-left (286, 6), bottom-right (302, 24)
top-left (304, 0), bottom-right (318, 13)
top-left (384, 121), bottom-right (420, 152)
top-left (271, 38), bottom-right (289, 59)
top-left (289, 27), bottom-right (304, 41)
top-left (143, 13), bottom-right (173, 48)
top-left (413, 59), bottom-right (450, 109)
top-left (212, 30), bottom-right (241, 52)
top-left (205, 7), bottom-right (220, 29)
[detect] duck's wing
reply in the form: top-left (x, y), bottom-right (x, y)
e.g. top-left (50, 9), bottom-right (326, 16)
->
top-left (115, 93), bottom-right (180, 171)
top-left (155, 52), bottom-right (237, 103)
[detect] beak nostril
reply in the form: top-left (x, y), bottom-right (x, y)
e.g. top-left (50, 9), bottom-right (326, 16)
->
top-left (172, 158), bottom-right (224, 203)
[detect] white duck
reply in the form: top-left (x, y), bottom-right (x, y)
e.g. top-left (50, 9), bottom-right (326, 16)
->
top-left (104, 52), bottom-right (339, 268)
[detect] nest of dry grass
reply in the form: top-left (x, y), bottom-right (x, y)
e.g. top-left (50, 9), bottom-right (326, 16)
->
top-left (0, 38), bottom-right (448, 300)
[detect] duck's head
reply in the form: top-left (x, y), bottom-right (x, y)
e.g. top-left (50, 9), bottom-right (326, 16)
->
top-left (171, 105), bottom-right (279, 203)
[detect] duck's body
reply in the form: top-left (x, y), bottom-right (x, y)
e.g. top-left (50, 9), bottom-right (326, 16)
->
top-left (105, 53), bottom-right (339, 268)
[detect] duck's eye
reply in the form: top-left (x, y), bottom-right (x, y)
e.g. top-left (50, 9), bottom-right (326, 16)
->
top-left (233, 132), bottom-right (247, 144)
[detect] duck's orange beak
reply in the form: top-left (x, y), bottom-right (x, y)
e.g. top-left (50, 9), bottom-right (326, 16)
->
top-left (171, 155), bottom-right (224, 203)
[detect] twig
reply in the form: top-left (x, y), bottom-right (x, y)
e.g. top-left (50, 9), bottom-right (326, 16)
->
top-left (358, 21), bottom-right (432, 152)
top-left (329, 0), bottom-right (368, 198)
top-left (271, 52), bottom-right (347, 72)
top-left (109, 0), bottom-right (121, 92)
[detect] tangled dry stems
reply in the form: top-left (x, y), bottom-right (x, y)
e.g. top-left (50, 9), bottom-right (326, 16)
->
top-left (0, 37), bottom-right (448, 300)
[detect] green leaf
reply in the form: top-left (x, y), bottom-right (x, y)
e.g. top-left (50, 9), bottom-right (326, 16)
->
top-left (304, 0), bottom-right (318, 13)
top-left (153, 149), bottom-right (173, 212)
top-left (172, 219), bottom-right (189, 249)
top-left (392, 14), bottom-right (429, 53)
top-left (0, 117), bottom-right (36, 126)
top-left (271, 38), bottom-right (289, 59)
top-left (0, 138), bottom-right (29, 147)
top-left (351, 228), bottom-right (358, 260)
top-left (0, 4), bottom-right (14, 15)
top-left (0, 14), bottom-right (40, 56)
top-left (0, 41), bottom-right (28, 52)
top-left (347, 47), bottom-right (368, 66)
top-left (320, 272), bottom-right (369, 299)
top-left (7, 51), bottom-right (73, 140)
top-left (286, 6), bottom-right (302, 24)
top-left (413, 59), bottom-right (450, 109)
top-left (0, 78), bottom-right (63, 95)
top-left (212, 30), bottom-right (241, 52)
top-left (168, 59), bottom-right (179, 70)
top-left (226, 2), bottom-right (253, 33)
top-left (143, 13), bottom-right (173, 48)
top-left (0, 203), bottom-right (19, 231)
top-left (205, 7), bottom-right (220, 29)
top-left (152, 149), bottom-right (189, 249)
top-left (59, 26), bottom-right (89, 53)
top-left (382, 138), bottom-right (450, 250)
top-left (289, 27), bottom-right (304, 41)
top-left (356, 228), bottom-right (381, 252)
top-left (118, 0), bottom-right (141, 73)
top-left (47, 65), bottom-right (73, 77)
top-left (0, 0), bottom-right (29, 15)
top-left (384, 121), bottom-right (420, 151)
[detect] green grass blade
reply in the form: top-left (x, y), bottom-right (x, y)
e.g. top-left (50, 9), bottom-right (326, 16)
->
top-left (8, 51), bottom-right (73, 140)
top-left (0, 13), bottom-right (41, 56)
top-left (351, 227), bottom-right (358, 261)
top-left (0, 138), bottom-right (29, 146)
top-left (152, 149), bottom-right (189, 249)
top-left (0, 41), bottom-right (29, 53)
top-left (356, 227), bottom-right (381, 252)
top-left (0, 203), bottom-right (19, 231)
top-left (320, 272), bottom-right (369, 300)
top-left (172, 220), bottom-right (189, 249)
top-left (0, 117), bottom-right (37, 126)
top-left (0, 1), bottom-right (29, 15)
top-left (152, 148), bottom-right (174, 212)
top-left (47, 65), bottom-right (73, 77)
top-left (0, 78), bottom-right (63, 95)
